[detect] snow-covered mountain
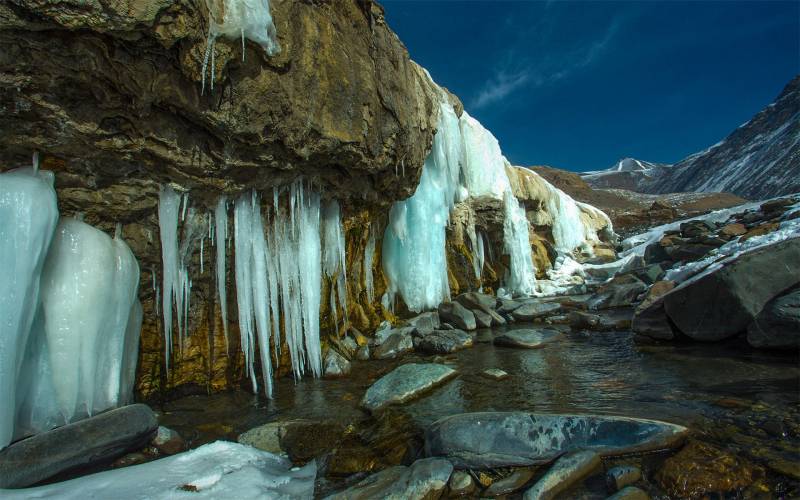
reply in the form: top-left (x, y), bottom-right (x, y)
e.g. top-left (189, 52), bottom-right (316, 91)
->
top-left (581, 158), bottom-right (670, 191)
top-left (582, 75), bottom-right (800, 200)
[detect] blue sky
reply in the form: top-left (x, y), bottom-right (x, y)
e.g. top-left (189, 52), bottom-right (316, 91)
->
top-left (381, 1), bottom-right (800, 171)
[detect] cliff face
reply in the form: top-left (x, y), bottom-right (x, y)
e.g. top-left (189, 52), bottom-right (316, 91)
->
top-left (0, 0), bottom-right (614, 399)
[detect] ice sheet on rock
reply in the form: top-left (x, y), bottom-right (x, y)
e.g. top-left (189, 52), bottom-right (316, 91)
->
top-left (321, 200), bottom-right (348, 330)
top-left (503, 190), bottom-right (537, 296)
top-left (0, 441), bottom-right (316, 499)
top-left (459, 112), bottom-right (511, 198)
top-left (214, 197), bottom-right (230, 351)
top-left (0, 168), bottom-right (59, 449)
top-left (363, 225), bottom-right (376, 303)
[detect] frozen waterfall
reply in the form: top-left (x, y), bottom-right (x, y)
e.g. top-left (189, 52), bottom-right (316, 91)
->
top-left (0, 167), bottom-right (59, 449)
top-left (503, 190), bottom-right (537, 296)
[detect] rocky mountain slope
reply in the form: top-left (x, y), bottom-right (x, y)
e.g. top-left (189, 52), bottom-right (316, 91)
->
top-left (582, 75), bottom-right (800, 200)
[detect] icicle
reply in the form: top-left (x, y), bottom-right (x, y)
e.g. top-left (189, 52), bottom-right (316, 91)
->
top-left (250, 193), bottom-right (274, 397)
top-left (364, 225), bottom-right (376, 303)
top-left (321, 200), bottom-right (348, 328)
top-left (234, 194), bottom-right (257, 391)
top-left (32, 151), bottom-right (39, 175)
top-left (503, 190), bottom-right (537, 296)
top-left (180, 193), bottom-right (189, 222)
top-left (215, 197), bottom-right (229, 351)
top-left (200, 237), bottom-right (204, 274)
top-left (158, 186), bottom-right (180, 371)
top-left (0, 168), bottom-right (58, 449)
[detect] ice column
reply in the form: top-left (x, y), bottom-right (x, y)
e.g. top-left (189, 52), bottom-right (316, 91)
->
top-left (158, 186), bottom-right (180, 368)
top-left (0, 167), bottom-right (59, 449)
top-left (503, 190), bottom-right (537, 296)
top-left (214, 197), bottom-right (230, 351)
top-left (363, 226), bottom-right (376, 303)
top-left (321, 200), bottom-right (348, 330)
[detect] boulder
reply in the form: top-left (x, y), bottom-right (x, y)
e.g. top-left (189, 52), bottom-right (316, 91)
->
top-left (238, 419), bottom-right (346, 464)
top-left (567, 311), bottom-right (615, 331)
top-left (607, 486), bottom-right (650, 500)
top-left (494, 329), bottom-right (562, 349)
top-left (415, 329), bottom-right (473, 354)
top-left (0, 404), bottom-right (157, 488)
top-left (454, 292), bottom-right (497, 312)
top-left (448, 470), bottom-right (475, 496)
top-left (151, 426), bottom-right (186, 456)
top-left (323, 349), bottom-right (352, 378)
top-left (511, 302), bottom-right (561, 321)
top-left (325, 457), bottom-right (453, 500)
top-left (631, 296), bottom-right (675, 340)
top-left (522, 450), bottom-right (601, 500)
top-left (372, 331), bottom-right (414, 360)
top-left (746, 287), bottom-right (800, 349)
top-left (472, 309), bottom-right (493, 328)
top-left (424, 412), bottom-right (688, 469)
top-left (487, 308), bottom-right (508, 326)
top-left (497, 299), bottom-right (525, 314)
top-left (407, 312), bottom-right (441, 337)
top-left (606, 465), bottom-right (641, 492)
top-left (438, 302), bottom-right (477, 331)
top-left (637, 280), bottom-right (675, 312)
top-left (588, 274), bottom-right (648, 310)
top-left (361, 363), bottom-right (457, 412)
top-left (662, 238), bottom-right (800, 341)
top-left (485, 467), bottom-right (536, 497)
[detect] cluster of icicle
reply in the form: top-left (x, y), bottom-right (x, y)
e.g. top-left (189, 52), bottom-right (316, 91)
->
top-left (158, 181), bottom-right (347, 398)
top-left (0, 157), bottom-right (141, 450)
top-left (201, 0), bottom-right (281, 93)
top-left (381, 99), bottom-right (538, 311)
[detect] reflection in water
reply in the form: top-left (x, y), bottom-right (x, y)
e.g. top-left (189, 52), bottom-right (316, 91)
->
top-left (160, 325), bottom-right (799, 476)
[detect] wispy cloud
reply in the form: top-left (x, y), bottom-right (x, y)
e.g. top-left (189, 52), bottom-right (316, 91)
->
top-left (471, 14), bottom-right (624, 110)
top-left (472, 70), bottom-right (532, 109)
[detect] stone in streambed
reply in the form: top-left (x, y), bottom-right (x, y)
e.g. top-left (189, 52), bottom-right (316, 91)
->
top-left (323, 349), bottom-right (352, 378)
top-left (606, 464), bottom-right (641, 492)
top-left (448, 470), bottom-right (475, 496)
top-left (415, 329), bottom-right (473, 354)
top-left (407, 312), bottom-right (441, 336)
top-left (481, 368), bottom-right (509, 380)
top-left (511, 302), bottom-right (561, 321)
top-left (523, 450), bottom-right (601, 500)
top-left (152, 426), bottom-right (186, 455)
top-left (372, 330), bottom-right (414, 360)
top-left (485, 467), bottom-right (537, 496)
top-left (425, 412), bottom-right (688, 469)
top-left (0, 404), bottom-right (157, 488)
top-left (472, 308), bottom-right (493, 328)
top-left (325, 457), bottom-right (453, 500)
top-left (454, 292), bottom-right (497, 312)
top-left (494, 329), bottom-right (561, 349)
top-left (438, 301), bottom-right (476, 330)
top-left (361, 363), bottom-right (458, 412)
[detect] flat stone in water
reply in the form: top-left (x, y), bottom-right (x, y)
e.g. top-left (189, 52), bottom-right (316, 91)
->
top-left (523, 450), bottom-right (601, 500)
top-left (425, 412), bottom-right (689, 468)
top-left (511, 302), bottom-right (562, 321)
top-left (415, 329), bottom-right (473, 354)
top-left (481, 368), bottom-right (509, 380)
top-left (361, 363), bottom-right (458, 412)
top-left (325, 457), bottom-right (453, 499)
top-left (494, 329), bottom-right (561, 349)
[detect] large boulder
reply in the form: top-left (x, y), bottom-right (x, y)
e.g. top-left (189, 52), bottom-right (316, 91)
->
top-left (0, 404), bottom-right (158, 488)
top-left (424, 412), bottom-right (688, 469)
top-left (662, 237), bottom-right (800, 341)
top-left (746, 287), bottom-right (800, 349)
top-left (438, 302), bottom-right (476, 331)
top-left (415, 329), bottom-right (473, 354)
top-left (361, 363), bottom-right (457, 412)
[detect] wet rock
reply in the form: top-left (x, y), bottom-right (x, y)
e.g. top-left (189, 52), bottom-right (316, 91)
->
top-left (326, 457), bottom-right (453, 500)
top-left (472, 309), bottom-right (493, 328)
top-left (487, 309), bottom-right (508, 326)
top-left (407, 312), bottom-right (441, 337)
top-left (0, 404), bottom-right (157, 488)
top-left (662, 238), bottom-right (800, 341)
top-left (494, 329), bottom-right (561, 349)
top-left (588, 274), bottom-right (648, 310)
top-left (239, 419), bottom-right (347, 464)
top-left (238, 422), bottom-right (284, 455)
top-left (631, 295), bottom-right (675, 340)
top-left (152, 426), bottom-right (186, 456)
top-left (636, 280), bottom-right (675, 312)
top-left (481, 368), bottom-right (509, 380)
top-left (498, 299), bottom-right (525, 314)
top-left (372, 331), bottom-right (414, 360)
top-left (486, 467), bottom-right (537, 496)
top-left (511, 302), bottom-right (562, 321)
top-left (438, 302), bottom-right (477, 331)
top-left (371, 322), bottom-right (403, 346)
top-left (606, 486), bottom-right (649, 500)
top-left (746, 286), bottom-right (800, 349)
top-left (361, 363), bottom-right (458, 412)
top-left (567, 311), bottom-right (615, 331)
top-left (323, 349), bottom-right (352, 378)
top-left (656, 441), bottom-right (760, 499)
top-left (425, 412), bottom-right (688, 469)
top-left (522, 450), bottom-right (601, 500)
top-left (415, 329), bottom-right (473, 354)
top-left (606, 465), bottom-right (641, 492)
top-left (448, 470), bottom-right (475, 496)
top-left (454, 292), bottom-right (497, 312)
top-left (356, 345), bottom-right (370, 361)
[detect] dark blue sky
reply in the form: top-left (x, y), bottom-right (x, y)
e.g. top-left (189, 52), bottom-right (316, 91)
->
top-left (382, 1), bottom-right (800, 171)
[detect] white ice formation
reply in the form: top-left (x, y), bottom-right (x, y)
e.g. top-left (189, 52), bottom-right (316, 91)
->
top-left (322, 200), bottom-right (348, 330)
top-left (0, 441), bottom-right (317, 499)
top-left (1, 166), bottom-right (142, 448)
top-left (214, 197), bottom-right (230, 351)
top-left (202, 0), bottom-right (280, 92)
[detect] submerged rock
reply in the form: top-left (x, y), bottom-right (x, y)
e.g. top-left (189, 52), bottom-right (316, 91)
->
top-left (438, 302), bottom-right (477, 331)
top-left (361, 363), bottom-right (457, 412)
top-left (325, 457), bottom-right (453, 500)
top-left (494, 329), bottom-right (561, 349)
top-left (511, 302), bottom-right (561, 321)
top-left (424, 412), bottom-right (688, 469)
top-left (415, 329), bottom-right (473, 354)
top-left (522, 450), bottom-right (601, 500)
top-left (0, 404), bottom-right (157, 488)
top-left (746, 287), bottom-right (800, 349)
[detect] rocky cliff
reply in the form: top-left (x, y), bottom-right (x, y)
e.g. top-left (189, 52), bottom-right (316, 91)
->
top-left (0, 0), bottom-right (613, 399)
